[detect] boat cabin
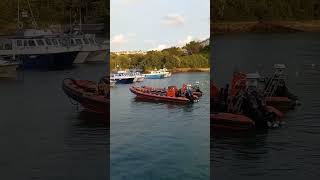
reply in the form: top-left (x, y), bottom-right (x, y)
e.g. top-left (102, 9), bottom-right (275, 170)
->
top-left (246, 73), bottom-right (261, 89)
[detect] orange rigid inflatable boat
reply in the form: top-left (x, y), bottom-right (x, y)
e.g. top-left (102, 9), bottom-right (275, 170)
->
top-left (130, 86), bottom-right (199, 104)
top-left (62, 78), bottom-right (109, 114)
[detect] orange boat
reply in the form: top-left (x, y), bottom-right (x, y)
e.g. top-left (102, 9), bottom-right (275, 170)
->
top-left (62, 78), bottom-right (109, 114)
top-left (130, 86), bottom-right (199, 104)
top-left (210, 75), bottom-right (284, 130)
top-left (211, 113), bottom-right (255, 131)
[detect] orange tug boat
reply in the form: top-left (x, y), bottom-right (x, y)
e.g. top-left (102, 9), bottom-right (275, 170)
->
top-left (130, 85), bottom-right (200, 104)
top-left (62, 78), bottom-right (109, 114)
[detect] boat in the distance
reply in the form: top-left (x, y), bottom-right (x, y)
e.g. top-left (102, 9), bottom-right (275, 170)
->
top-left (110, 71), bottom-right (135, 84)
top-left (159, 68), bottom-right (172, 78)
top-left (130, 85), bottom-right (199, 104)
top-left (143, 69), bottom-right (165, 79)
top-left (62, 78), bottom-right (109, 114)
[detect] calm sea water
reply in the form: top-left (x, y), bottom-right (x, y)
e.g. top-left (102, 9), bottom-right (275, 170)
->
top-left (211, 33), bottom-right (320, 180)
top-left (111, 73), bottom-right (210, 180)
top-left (0, 63), bottom-right (109, 180)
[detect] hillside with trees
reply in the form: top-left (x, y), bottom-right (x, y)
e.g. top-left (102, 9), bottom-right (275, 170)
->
top-left (0, 0), bottom-right (108, 34)
top-left (212, 0), bottom-right (320, 32)
top-left (110, 40), bottom-right (210, 72)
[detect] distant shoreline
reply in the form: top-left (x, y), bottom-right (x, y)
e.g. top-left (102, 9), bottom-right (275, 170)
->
top-left (212, 20), bottom-right (320, 33)
top-left (111, 68), bottom-right (210, 74)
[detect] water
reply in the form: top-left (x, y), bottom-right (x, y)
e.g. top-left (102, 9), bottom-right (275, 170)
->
top-left (0, 63), bottom-right (109, 180)
top-left (211, 33), bottom-right (320, 179)
top-left (111, 73), bottom-right (210, 180)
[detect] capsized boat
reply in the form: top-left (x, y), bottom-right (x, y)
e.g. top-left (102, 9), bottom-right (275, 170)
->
top-left (130, 85), bottom-right (199, 104)
top-left (62, 78), bottom-right (109, 114)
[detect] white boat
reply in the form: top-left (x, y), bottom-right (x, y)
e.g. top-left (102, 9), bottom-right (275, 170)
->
top-left (143, 70), bottom-right (165, 79)
top-left (110, 79), bottom-right (116, 87)
top-left (110, 71), bottom-right (136, 84)
top-left (0, 59), bottom-right (19, 78)
top-left (129, 71), bottom-right (145, 82)
top-left (159, 68), bottom-right (172, 78)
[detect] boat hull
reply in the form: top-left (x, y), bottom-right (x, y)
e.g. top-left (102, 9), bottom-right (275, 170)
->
top-left (266, 96), bottom-right (296, 112)
top-left (144, 74), bottom-right (164, 79)
top-left (62, 78), bottom-right (109, 114)
top-left (20, 52), bottom-right (78, 70)
top-left (211, 113), bottom-right (255, 131)
top-left (130, 86), bottom-right (193, 104)
top-left (113, 78), bottom-right (135, 84)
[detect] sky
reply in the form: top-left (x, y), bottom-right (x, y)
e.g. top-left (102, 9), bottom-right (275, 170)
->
top-left (110, 0), bottom-right (210, 52)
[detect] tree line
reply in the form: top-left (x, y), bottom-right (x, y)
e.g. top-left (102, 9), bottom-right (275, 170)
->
top-left (110, 41), bottom-right (210, 72)
top-left (212, 0), bottom-right (320, 21)
top-left (0, 0), bottom-right (108, 30)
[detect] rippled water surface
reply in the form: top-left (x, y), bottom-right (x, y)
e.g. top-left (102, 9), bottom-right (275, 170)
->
top-left (111, 73), bottom-right (210, 180)
top-left (0, 63), bottom-right (108, 180)
top-left (212, 33), bottom-right (320, 180)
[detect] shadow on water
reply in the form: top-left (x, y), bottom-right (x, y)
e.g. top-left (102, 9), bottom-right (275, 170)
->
top-left (76, 111), bottom-right (110, 128)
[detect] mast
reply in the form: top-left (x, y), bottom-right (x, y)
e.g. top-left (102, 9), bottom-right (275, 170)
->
top-left (79, 7), bottom-right (82, 33)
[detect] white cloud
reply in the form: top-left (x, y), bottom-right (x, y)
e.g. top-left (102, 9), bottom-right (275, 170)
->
top-left (111, 34), bottom-right (127, 45)
top-left (149, 44), bottom-right (167, 51)
top-left (122, 0), bottom-right (145, 5)
top-left (162, 13), bottom-right (185, 26)
top-left (177, 35), bottom-right (194, 46)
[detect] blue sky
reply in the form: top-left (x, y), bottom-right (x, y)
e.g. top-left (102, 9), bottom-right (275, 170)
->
top-left (111, 0), bottom-right (210, 51)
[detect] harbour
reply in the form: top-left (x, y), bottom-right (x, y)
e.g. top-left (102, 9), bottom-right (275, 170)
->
top-left (211, 32), bottom-right (320, 179)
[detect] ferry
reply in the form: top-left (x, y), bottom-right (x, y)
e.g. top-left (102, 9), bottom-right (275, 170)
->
top-left (0, 0), bottom-right (108, 69)
top-left (110, 71), bottom-right (135, 84)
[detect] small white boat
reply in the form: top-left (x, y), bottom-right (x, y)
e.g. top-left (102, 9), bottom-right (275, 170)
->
top-left (110, 80), bottom-right (116, 87)
top-left (132, 72), bottom-right (145, 82)
top-left (159, 68), bottom-right (172, 78)
top-left (0, 59), bottom-right (19, 78)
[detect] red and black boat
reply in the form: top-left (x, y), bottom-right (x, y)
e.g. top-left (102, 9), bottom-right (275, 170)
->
top-left (210, 74), bottom-right (284, 131)
top-left (62, 78), bottom-right (109, 114)
top-left (130, 85), bottom-right (199, 104)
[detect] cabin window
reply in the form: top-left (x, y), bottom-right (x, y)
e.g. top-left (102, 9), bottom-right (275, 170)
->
top-left (75, 39), bottom-right (82, 45)
top-left (89, 38), bottom-right (95, 44)
top-left (83, 38), bottom-right (89, 44)
top-left (58, 39), bottom-right (63, 45)
top-left (52, 39), bottom-right (58, 45)
top-left (17, 40), bottom-right (23, 47)
top-left (71, 39), bottom-right (76, 46)
top-left (0, 43), bottom-right (3, 50)
top-left (36, 39), bottom-right (45, 46)
top-left (28, 40), bottom-right (36, 46)
top-left (24, 40), bottom-right (28, 46)
top-left (45, 38), bottom-right (52, 45)
top-left (4, 43), bottom-right (12, 50)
